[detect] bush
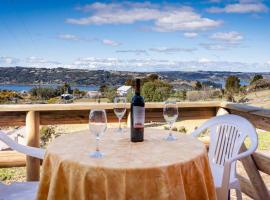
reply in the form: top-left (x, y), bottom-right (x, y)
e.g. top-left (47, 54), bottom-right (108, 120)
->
top-left (225, 76), bottom-right (240, 94)
top-left (187, 90), bottom-right (222, 101)
top-left (30, 87), bottom-right (59, 100)
top-left (171, 127), bottom-right (178, 131)
top-left (104, 87), bottom-right (117, 102)
top-left (142, 80), bottom-right (173, 102)
top-left (47, 97), bottom-right (59, 104)
top-left (178, 126), bottom-right (187, 134)
top-left (40, 126), bottom-right (59, 147)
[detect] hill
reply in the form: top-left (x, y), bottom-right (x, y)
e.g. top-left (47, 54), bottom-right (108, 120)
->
top-left (0, 66), bottom-right (269, 87)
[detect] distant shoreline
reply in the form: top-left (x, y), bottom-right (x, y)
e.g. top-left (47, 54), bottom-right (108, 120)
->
top-left (0, 84), bottom-right (99, 92)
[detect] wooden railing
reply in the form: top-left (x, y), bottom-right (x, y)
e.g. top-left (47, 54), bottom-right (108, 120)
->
top-left (0, 101), bottom-right (269, 199)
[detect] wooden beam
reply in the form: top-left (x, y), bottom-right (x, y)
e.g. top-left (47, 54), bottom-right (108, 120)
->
top-left (240, 145), bottom-right (270, 200)
top-left (220, 102), bottom-right (270, 132)
top-left (0, 102), bottom-right (221, 112)
top-left (0, 111), bottom-right (26, 126)
top-left (253, 152), bottom-right (270, 175)
top-left (26, 111), bottom-right (40, 181)
top-left (237, 174), bottom-right (260, 200)
top-left (0, 151), bottom-right (26, 168)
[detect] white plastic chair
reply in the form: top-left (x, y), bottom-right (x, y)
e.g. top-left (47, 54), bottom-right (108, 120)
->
top-left (0, 130), bottom-right (45, 200)
top-left (191, 114), bottom-right (258, 200)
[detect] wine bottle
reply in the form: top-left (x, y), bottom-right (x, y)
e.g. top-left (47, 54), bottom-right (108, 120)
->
top-left (131, 78), bottom-right (145, 142)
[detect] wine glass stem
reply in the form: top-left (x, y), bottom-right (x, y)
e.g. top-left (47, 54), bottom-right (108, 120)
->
top-left (96, 136), bottom-right (100, 152)
top-left (118, 118), bottom-right (121, 130)
top-left (169, 123), bottom-right (173, 136)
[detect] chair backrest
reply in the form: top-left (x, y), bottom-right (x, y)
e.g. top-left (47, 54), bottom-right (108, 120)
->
top-left (192, 114), bottom-right (258, 182)
top-left (0, 131), bottom-right (45, 159)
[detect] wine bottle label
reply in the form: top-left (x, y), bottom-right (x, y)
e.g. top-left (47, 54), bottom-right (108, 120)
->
top-left (133, 106), bottom-right (145, 128)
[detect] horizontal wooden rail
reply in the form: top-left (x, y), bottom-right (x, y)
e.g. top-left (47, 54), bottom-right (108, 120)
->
top-left (0, 151), bottom-right (26, 168)
top-left (0, 102), bottom-right (220, 126)
top-left (221, 102), bottom-right (270, 132)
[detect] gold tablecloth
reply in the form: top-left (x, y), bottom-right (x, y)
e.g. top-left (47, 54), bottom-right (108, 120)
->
top-left (37, 128), bottom-right (216, 200)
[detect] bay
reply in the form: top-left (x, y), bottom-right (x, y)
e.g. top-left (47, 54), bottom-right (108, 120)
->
top-left (0, 84), bottom-right (99, 92)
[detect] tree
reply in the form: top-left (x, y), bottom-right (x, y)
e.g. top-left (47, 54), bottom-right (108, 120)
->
top-left (147, 74), bottom-right (159, 82)
top-left (225, 76), bottom-right (240, 94)
top-left (250, 74), bottom-right (263, 84)
top-left (141, 80), bottom-right (173, 102)
top-left (30, 87), bottom-right (58, 100)
top-left (195, 81), bottom-right (202, 90)
top-left (99, 84), bottom-right (108, 93)
top-left (104, 87), bottom-right (117, 102)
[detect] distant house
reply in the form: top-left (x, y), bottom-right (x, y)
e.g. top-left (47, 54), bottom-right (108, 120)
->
top-left (117, 86), bottom-right (132, 96)
top-left (86, 91), bottom-right (101, 98)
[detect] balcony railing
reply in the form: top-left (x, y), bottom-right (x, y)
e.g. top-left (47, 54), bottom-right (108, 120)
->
top-left (0, 101), bottom-right (269, 199)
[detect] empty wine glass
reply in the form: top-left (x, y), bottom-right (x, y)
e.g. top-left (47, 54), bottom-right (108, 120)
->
top-left (89, 109), bottom-right (107, 158)
top-left (163, 101), bottom-right (178, 141)
top-left (114, 97), bottom-right (127, 133)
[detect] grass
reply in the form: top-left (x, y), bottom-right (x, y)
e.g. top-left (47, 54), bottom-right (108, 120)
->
top-left (0, 167), bottom-right (26, 184)
top-left (257, 131), bottom-right (270, 150)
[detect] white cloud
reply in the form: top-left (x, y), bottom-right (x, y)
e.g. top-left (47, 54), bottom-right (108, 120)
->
top-left (102, 39), bottom-right (121, 46)
top-left (116, 50), bottom-right (147, 55)
top-left (71, 57), bottom-right (270, 72)
top-left (0, 56), bottom-right (18, 65)
top-left (149, 47), bottom-right (196, 53)
top-left (183, 32), bottom-right (198, 38)
top-left (1, 56), bottom-right (269, 72)
top-left (207, 3), bottom-right (268, 13)
top-left (26, 57), bottom-right (61, 67)
top-left (198, 58), bottom-right (211, 63)
top-left (67, 2), bottom-right (222, 32)
top-left (200, 43), bottom-right (227, 50)
top-left (267, 60), bottom-right (270, 65)
top-left (58, 34), bottom-right (80, 41)
top-left (210, 31), bottom-right (243, 43)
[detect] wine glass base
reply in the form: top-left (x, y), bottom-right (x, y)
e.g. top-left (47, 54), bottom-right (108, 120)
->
top-left (90, 151), bottom-right (103, 158)
top-left (117, 127), bottom-right (123, 133)
top-left (164, 134), bottom-right (177, 141)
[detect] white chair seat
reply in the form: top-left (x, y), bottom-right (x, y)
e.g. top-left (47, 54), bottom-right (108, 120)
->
top-left (0, 181), bottom-right (38, 200)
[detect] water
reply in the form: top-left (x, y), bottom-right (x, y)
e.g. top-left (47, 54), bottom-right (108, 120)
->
top-left (0, 84), bottom-right (99, 92)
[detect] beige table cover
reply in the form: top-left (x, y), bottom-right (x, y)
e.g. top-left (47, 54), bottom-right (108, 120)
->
top-left (37, 128), bottom-right (216, 200)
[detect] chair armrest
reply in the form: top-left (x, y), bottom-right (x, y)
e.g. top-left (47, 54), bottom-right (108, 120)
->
top-left (0, 131), bottom-right (45, 159)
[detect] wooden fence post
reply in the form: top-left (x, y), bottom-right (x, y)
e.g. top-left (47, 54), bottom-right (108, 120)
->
top-left (26, 111), bottom-right (40, 181)
top-left (240, 145), bottom-right (270, 200)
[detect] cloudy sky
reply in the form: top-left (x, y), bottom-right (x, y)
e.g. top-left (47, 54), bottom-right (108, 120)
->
top-left (0, 0), bottom-right (269, 72)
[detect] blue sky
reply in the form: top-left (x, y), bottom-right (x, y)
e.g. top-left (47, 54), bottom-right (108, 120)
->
top-left (0, 0), bottom-right (269, 72)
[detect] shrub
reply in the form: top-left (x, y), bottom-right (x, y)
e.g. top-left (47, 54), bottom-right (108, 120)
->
top-left (225, 76), bottom-right (240, 94)
top-left (40, 126), bottom-right (59, 147)
top-left (178, 126), bottom-right (187, 134)
top-left (171, 127), bottom-right (178, 131)
top-left (142, 80), bottom-right (173, 102)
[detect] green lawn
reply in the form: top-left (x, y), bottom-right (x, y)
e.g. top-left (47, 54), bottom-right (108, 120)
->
top-left (0, 167), bottom-right (26, 184)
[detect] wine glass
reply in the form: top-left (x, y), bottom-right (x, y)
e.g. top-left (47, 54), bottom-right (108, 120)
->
top-left (163, 101), bottom-right (178, 141)
top-left (89, 109), bottom-right (107, 158)
top-left (114, 97), bottom-right (127, 133)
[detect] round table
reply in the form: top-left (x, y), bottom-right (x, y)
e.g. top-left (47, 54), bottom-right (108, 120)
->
top-left (37, 128), bottom-right (216, 200)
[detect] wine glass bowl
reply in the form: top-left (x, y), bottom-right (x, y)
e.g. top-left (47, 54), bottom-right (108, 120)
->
top-left (114, 97), bottom-right (127, 133)
top-left (163, 101), bottom-right (178, 141)
top-left (89, 109), bottom-right (107, 158)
